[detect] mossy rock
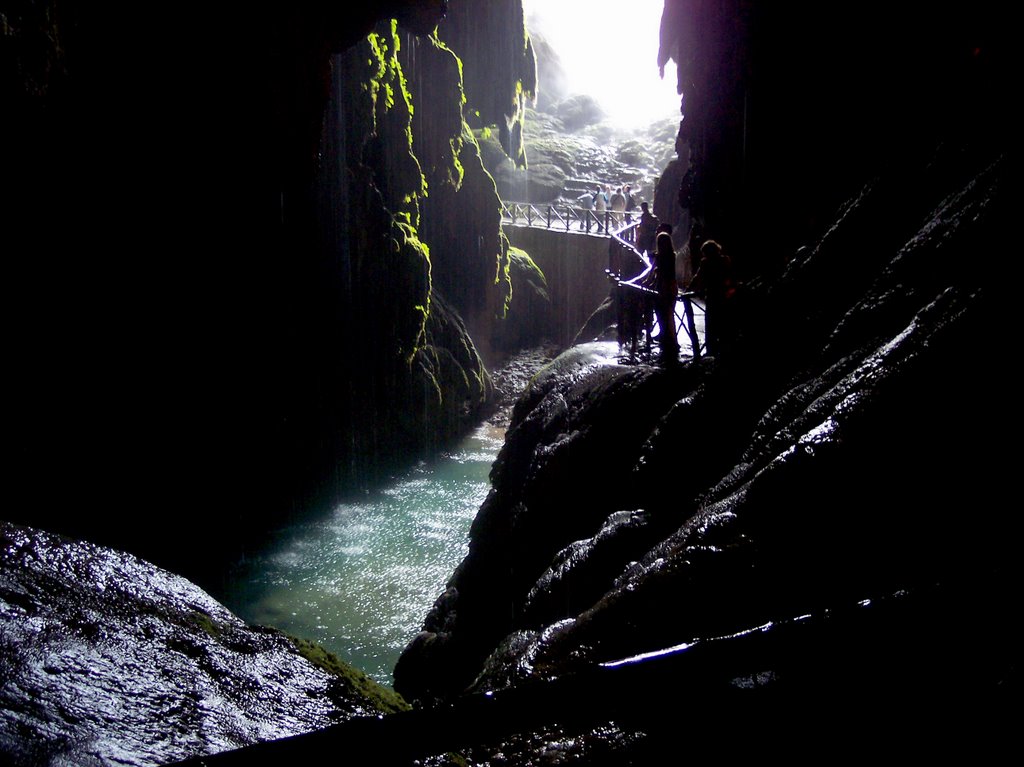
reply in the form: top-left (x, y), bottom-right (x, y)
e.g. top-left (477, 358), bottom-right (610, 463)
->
top-left (615, 140), bottom-right (654, 168)
top-left (555, 94), bottom-right (606, 132)
top-left (528, 136), bottom-right (578, 176)
top-left (523, 108), bottom-right (567, 138)
top-left (289, 636), bottom-right (411, 715)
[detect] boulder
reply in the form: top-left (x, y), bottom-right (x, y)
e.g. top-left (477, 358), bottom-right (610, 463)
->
top-left (0, 522), bottom-right (406, 767)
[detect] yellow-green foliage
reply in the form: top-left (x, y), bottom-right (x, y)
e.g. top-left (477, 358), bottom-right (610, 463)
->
top-left (363, 32), bottom-right (387, 131)
top-left (495, 232), bottom-right (515, 318)
top-left (508, 245), bottom-right (547, 288)
top-left (356, 21), bottom-right (441, 369)
top-left (187, 610), bottom-right (222, 639)
top-left (497, 242), bottom-right (547, 320)
top-left (366, 22), bottom-right (427, 202)
top-left (390, 219), bottom-right (432, 364)
top-left (423, 33), bottom-right (468, 191)
top-left (522, 34), bottom-right (538, 101)
top-left (289, 636), bottom-right (411, 715)
top-left (448, 135), bottom-right (465, 190)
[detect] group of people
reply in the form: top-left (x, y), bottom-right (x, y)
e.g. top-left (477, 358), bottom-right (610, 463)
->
top-left (578, 183), bottom-right (638, 231)
top-left (616, 205), bottom-right (735, 362)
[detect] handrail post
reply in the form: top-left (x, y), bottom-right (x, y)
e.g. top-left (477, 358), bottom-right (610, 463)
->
top-left (681, 294), bottom-right (701, 359)
top-left (547, 206), bottom-right (552, 229)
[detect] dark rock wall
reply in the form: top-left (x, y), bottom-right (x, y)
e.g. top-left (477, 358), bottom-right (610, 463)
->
top-left (307, 22), bottom-right (493, 509)
top-left (2, 1), bottom-right (530, 582)
top-left (394, 2), bottom-right (1015, 711)
top-left (440, 0), bottom-right (537, 168)
top-left (656, 0), bottom-right (1010, 275)
top-left (502, 226), bottom-right (611, 348)
top-left (402, 32), bottom-right (511, 347)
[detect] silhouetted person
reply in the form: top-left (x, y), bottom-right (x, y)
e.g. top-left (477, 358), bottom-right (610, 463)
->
top-left (690, 239), bottom-right (735, 356)
top-left (635, 202), bottom-right (660, 256)
top-left (642, 223), bottom-right (673, 346)
top-left (654, 232), bottom-right (679, 360)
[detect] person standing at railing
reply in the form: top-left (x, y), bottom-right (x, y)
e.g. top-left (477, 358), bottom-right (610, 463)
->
top-left (624, 184), bottom-right (637, 228)
top-left (610, 186), bottom-right (627, 227)
top-left (654, 231), bottom-right (680, 360)
top-left (577, 189), bottom-right (595, 231)
top-left (594, 185), bottom-right (608, 232)
top-left (635, 202), bottom-right (660, 257)
top-left (690, 239), bottom-right (736, 356)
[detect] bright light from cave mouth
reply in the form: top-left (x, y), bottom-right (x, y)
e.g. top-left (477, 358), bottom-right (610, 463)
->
top-left (523, 0), bottom-right (679, 130)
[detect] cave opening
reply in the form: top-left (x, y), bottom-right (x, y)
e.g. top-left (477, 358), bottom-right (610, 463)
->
top-left (2, 1), bottom-right (1015, 764)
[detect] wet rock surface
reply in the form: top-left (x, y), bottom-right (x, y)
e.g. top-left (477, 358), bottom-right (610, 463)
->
top-left (395, 131), bottom-right (1016, 721)
top-left (482, 108), bottom-right (677, 205)
top-left (0, 522), bottom-right (401, 767)
top-left (485, 344), bottom-right (561, 428)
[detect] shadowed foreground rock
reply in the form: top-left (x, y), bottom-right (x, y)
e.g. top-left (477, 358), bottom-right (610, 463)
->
top-left (395, 132), bottom-right (1016, 727)
top-left (0, 522), bottom-right (405, 767)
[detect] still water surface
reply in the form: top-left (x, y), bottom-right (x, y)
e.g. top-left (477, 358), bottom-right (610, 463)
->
top-left (220, 423), bottom-right (504, 685)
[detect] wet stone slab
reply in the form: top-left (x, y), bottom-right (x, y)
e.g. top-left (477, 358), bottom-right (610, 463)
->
top-left (0, 522), bottom-right (385, 767)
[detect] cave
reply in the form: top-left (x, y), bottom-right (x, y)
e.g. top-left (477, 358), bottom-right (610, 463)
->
top-left (2, 1), bottom-right (1015, 764)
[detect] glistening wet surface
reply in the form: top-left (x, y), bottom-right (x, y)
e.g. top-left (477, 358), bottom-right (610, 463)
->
top-left (220, 423), bottom-right (505, 685)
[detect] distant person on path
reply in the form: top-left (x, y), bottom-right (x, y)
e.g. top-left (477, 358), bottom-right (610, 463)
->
top-left (624, 184), bottom-right (637, 222)
top-left (690, 239), bottom-right (735, 356)
top-left (610, 186), bottom-right (627, 227)
top-left (594, 185), bottom-right (608, 232)
top-left (654, 231), bottom-right (679, 360)
top-left (635, 202), bottom-right (660, 257)
top-left (577, 189), bottom-right (595, 231)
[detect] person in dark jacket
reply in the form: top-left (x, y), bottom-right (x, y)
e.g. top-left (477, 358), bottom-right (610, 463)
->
top-left (635, 202), bottom-right (660, 256)
top-left (654, 231), bottom-right (679, 360)
top-left (690, 239), bottom-right (735, 356)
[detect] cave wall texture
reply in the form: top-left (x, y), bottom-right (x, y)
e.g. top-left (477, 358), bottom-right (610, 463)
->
top-left (2, 0), bottom-right (537, 582)
top-left (656, 0), bottom-right (1010, 277)
top-left (393, 0), bottom-right (1017, 732)
top-left (2, 0), bottom-right (1018, 758)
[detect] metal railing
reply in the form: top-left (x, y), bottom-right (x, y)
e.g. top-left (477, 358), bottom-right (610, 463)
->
top-left (501, 206), bottom-right (703, 359)
top-left (500, 201), bottom-right (636, 236)
top-left (608, 220), bottom-right (704, 359)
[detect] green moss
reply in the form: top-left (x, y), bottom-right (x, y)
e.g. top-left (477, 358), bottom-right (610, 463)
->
top-left (508, 245), bottom-right (547, 289)
top-left (288, 636), bottom-right (411, 715)
top-left (365, 22), bottom-right (428, 203)
top-left (448, 136), bottom-right (465, 189)
top-left (186, 610), bottom-right (222, 639)
top-left (522, 34), bottom-right (538, 100)
top-left (437, 754), bottom-right (469, 767)
top-left (385, 219), bottom-right (433, 366)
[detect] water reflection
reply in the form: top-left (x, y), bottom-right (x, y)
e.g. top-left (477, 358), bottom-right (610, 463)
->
top-left (221, 424), bottom-right (504, 684)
